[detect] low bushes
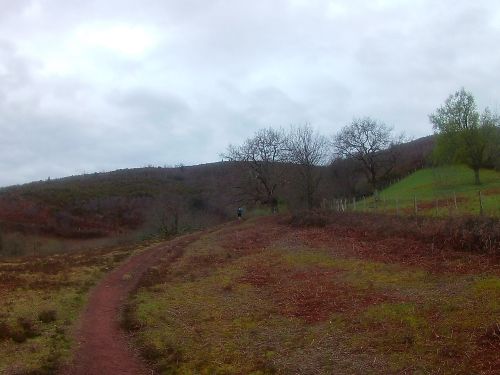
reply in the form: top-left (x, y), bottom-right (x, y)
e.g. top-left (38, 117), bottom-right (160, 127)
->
top-left (289, 210), bottom-right (330, 227)
top-left (38, 310), bottom-right (57, 324)
top-left (289, 210), bottom-right (500, 254)
top-left (0, 317), bottom-right (41, 344)
top-left (0, 321), bottom-right (12, 341)
top-left (440, 216), bottom-right (499, 253)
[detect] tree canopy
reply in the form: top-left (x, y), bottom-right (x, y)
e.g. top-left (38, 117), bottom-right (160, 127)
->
top-left (286, 125), bottom-right (329, 209)
top-left (222, 127), bottom-right (288, 210)
top-left (430, 88), bottom-right (499, 185)
top-left (332, 117), bottom-right (403, 190)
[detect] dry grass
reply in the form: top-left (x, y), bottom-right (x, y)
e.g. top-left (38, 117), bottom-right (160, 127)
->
top-left (0, 244), bottom-right (137, 374)
top-left (126, 215), bottom-right (499, 374)
top-left (290, 210), bottom-right (500, 254)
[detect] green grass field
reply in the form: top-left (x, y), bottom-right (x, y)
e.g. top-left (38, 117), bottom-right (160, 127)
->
top-left (360, 165), bottom-right (500, 216)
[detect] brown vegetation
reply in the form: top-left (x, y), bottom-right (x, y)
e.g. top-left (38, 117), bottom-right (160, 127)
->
top-left (123, 215), bottom-right (499, 374)
top-left (0, 134), bottom-right (437, 255)
top-left (290, 210), bottom-right (500, 254)
top-left (0, 243), bottom-right (135, 373)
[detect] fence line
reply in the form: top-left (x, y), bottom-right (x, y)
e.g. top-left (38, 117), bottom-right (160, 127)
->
top-left (321, 190), bottom-right (499, 217)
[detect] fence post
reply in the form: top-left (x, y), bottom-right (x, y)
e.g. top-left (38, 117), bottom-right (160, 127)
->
top-left (435, 199), bottom-right (439, 216)
top-left (353, 198), bottom-right (357, 211)
top-left (479, 190), bottom-right (484, 215)
top-left (453, 192), bottom-right (458, 212)
top-left (414, 196), bottom-right (418, 216)
top-left (396, 198), bottom-right (399, 216)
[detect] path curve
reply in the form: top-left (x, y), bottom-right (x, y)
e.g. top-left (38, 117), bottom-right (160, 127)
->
top-left (60, 233), bottom-right (201, 375)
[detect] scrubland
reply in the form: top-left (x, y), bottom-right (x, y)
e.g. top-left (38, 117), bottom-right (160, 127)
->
top-left (0, 244), bottom-right (137, 374)
top-left (123, 214), bottom-right (500, 374)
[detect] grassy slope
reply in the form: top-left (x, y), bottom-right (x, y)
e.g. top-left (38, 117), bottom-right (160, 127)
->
top-left (126, 216), bottom-right (500, 374)
top-left (0, 245), bottom-right (142, 373)
top-left (368, 165), bottom-right (500, 216)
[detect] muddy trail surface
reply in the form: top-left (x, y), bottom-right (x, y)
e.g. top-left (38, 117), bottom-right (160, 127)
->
top-left (60, 232), bottom-right (204, 375)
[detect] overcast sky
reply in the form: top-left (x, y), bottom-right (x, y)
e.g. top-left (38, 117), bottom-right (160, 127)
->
top-left (1, 0), bottom-right (499, 186)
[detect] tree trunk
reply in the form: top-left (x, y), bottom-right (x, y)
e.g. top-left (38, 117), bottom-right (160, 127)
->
top-left (307, 185), bottom-right (313, 210)
top-left (473, 168), bottom-right (481, 185)
top-left (173, 212), bottom-right (179, 235)
top-left (270, 197), bottom-right (278, 213)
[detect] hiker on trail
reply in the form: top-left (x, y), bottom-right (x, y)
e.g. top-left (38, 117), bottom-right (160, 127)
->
top-left (237, 207), bottom-right (243, 220)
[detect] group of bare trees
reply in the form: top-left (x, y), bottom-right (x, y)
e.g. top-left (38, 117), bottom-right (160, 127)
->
top-left (223, 119), bottom-right (402, 210)
top-left (223, 126), bottom-right (329, 209)
top-left (224, 88), bottom-right (500, 211)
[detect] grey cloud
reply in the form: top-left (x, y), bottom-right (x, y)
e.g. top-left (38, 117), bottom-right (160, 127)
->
top-left (1, 0), bottom-right (500, 186)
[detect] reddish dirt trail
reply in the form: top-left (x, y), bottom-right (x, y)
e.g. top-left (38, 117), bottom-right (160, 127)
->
top-left (60, 233), bottom-right (201, 375)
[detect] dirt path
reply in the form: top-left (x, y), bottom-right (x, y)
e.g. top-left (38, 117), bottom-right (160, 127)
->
top-left (60, 233), bottom-right (201, 375)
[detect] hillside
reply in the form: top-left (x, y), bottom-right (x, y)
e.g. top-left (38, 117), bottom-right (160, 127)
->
top-left (328, 135), bottom-right (435, 197)
top-left (0, 136), bottom-right (438, 257)
top-left (1, 214), bottom-right (498, 374)
top-left (0, 162), bottom-right (251, 257)
top-left (0, 163), bottom-right (241, 238)
top-left (356, 165), bottom-right (500, 216)
top-left (123, 215), bottom-right (499, 374)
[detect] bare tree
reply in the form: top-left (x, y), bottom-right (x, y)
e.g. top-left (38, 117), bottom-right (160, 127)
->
top-left (329, 157), bottom-right (364, 197)
top-left (222, 128), bottom-right (287, 211)
top-left (332, 117), bottom-right (403, 190)
top-left (286, 125), bottom-right (329, 209)
top-left (153, 193), bottom-right (187, 238)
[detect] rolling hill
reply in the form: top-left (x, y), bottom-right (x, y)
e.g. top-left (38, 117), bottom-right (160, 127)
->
top-left (363, 165), bottom-right (500, 216)
top-left (0, 135), bottom-right (442, 256)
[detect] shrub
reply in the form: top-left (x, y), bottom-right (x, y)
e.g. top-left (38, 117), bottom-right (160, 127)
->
top-left (38, 309), bottom-right (57, 324)
top-left (288, 210), bottom-right (500, 254)
top-left (18, 317), bottom-right (40, 338)
top-left (10, 330), bottom-right (27, 343)
top-left (113, 253), bottom-right (128, 263)
top-left (121, 303), bottom-right (141, 332)
top-left (0, 320), bottom-right (12, 341)
top-left (140, 342), bottom-right (164, 361)
top-left (289, 210), bottom-right (329, 227)
top-left (441, 216), bottom-right (500, 254)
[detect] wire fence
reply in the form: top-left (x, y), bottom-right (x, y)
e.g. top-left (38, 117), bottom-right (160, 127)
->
top-left (322, 190), bottom-right (500, 217)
